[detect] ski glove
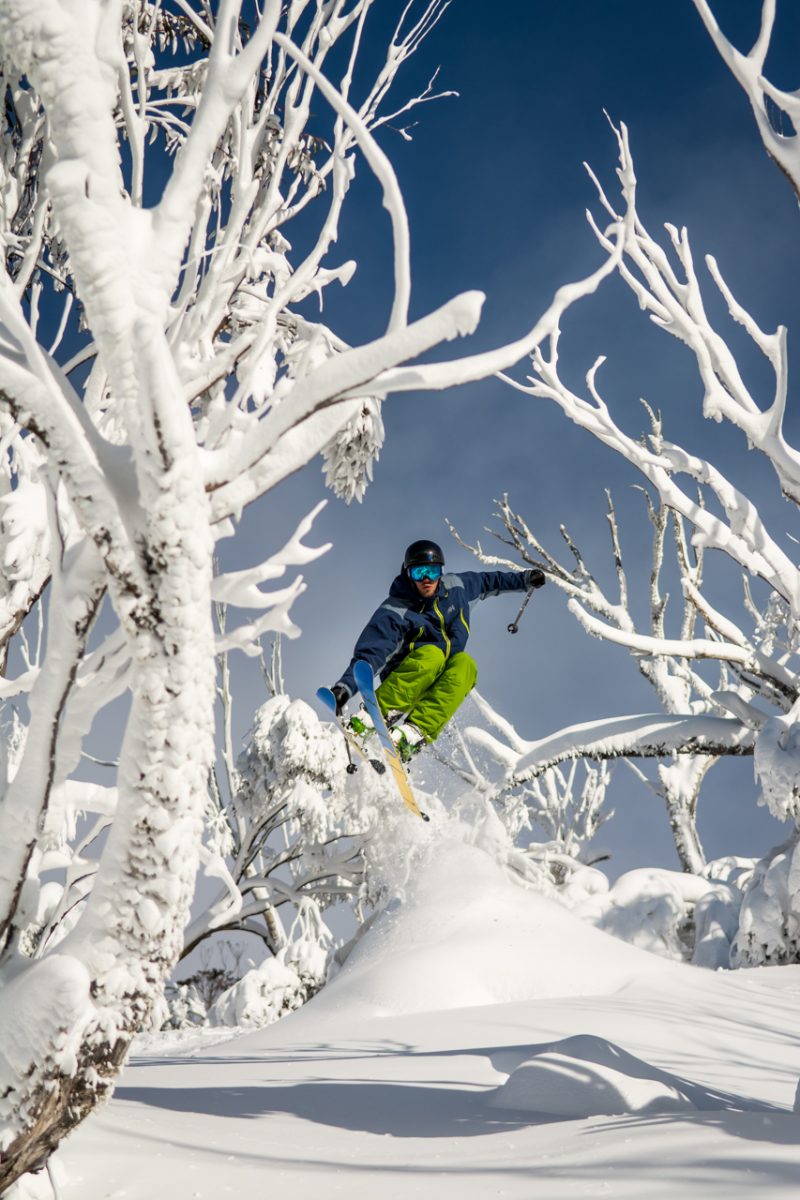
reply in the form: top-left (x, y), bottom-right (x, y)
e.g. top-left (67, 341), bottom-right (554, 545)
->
top-left (523, 567), bottom-right (546, 590)
top-left (331, 683), bottom-right (349, 715)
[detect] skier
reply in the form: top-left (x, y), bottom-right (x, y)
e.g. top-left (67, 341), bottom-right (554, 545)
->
top-left (329, 539), bottom-right (545, 761)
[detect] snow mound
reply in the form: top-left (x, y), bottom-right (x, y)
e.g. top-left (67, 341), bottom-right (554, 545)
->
top-left (310, 840), bottom-right (679, 1020)
top-left (489, 1034), bottom-right (695, 1118)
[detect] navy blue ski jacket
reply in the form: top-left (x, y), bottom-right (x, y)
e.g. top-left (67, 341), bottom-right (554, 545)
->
top-left (336, 569), bottom-right (528, 700)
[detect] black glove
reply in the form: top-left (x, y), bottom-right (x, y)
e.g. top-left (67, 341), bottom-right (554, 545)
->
top-left (523, 567), bottom-right (546, 590)
top-left (331, 683), bottom-right (349, 715)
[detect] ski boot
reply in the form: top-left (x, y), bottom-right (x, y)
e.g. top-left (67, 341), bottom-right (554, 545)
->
top-left (390, 720), bottom-right (426, 764)
top-left (347, 705), bottom-right (376, 743)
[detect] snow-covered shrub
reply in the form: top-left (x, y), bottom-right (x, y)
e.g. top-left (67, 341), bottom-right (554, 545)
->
top-left (185, 689), bottom-right (435, 1025)
top-left (188, 695), bottom-right (371, 957)
top-left (210, 933), bottom-right (330, 1030)
top-left (732, 837), bottom-right (800, 967)
top-left (565, 859), bottom-right (754, 968)
top-left (162, 967), bottom-right (242, 1030)
top-left (590, 869), bottom-right (712, 963)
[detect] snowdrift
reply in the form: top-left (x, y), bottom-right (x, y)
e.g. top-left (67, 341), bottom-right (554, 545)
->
top-left (289, 839), bottom-right (679, 1022)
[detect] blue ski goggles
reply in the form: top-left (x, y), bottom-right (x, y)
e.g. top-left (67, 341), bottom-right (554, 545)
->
top-left (408, 563), bottom-right (442, 582)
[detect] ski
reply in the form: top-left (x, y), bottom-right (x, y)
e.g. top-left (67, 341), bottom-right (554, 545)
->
top-left (316, 686), bottom-right (386, 776)
top-left (353, 659), bottom-right (430, 822)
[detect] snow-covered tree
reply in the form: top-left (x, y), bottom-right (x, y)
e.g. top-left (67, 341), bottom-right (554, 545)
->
top-left (451, 481), bottom-right (727, 875)
top-left (478, 4), bottom-right (800, 968)
top-left (0, 1), bottom-right (613, 1185)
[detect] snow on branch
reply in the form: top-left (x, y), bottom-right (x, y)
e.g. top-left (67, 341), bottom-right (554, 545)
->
top-left (693, 0), bottom-right (800, 203)
top-left (506, 712), bottom-right (754, 781)
top-left (347, 233), bottom-right (625, 396)
top-left (272, 31), bottom-right (412, 334)
top-left (211, 502), bottom-right (330, 609)
top-left (455, 475), bottom-right (782, 871)
top-left (568, 600), bottom-right (797, 701)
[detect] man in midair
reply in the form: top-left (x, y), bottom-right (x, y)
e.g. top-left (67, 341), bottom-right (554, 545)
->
top-left (330, 539), bottom-right (545, 760)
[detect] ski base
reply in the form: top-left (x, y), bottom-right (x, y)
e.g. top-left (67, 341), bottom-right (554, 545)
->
top-left (353, 660), bottom-right (429, 822)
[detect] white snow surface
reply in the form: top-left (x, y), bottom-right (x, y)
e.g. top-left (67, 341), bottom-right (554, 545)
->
top-left (49, 840), bottom-right (800, 1199)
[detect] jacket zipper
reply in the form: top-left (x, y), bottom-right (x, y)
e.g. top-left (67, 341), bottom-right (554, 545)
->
top-left (434, 598), bottom-right (450, 658)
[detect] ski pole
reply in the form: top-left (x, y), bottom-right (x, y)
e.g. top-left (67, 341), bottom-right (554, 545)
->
top-left (507, 587), bottom-right (534, 635)
top-left (344, 738), bottom-right (358, 775)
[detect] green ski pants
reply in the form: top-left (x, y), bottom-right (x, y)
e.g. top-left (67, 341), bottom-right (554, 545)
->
top-left (376, 645), bottom-right (478, 743)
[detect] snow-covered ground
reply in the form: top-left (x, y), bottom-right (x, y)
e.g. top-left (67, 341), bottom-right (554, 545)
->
top-left (51, 842), bottom-right (800, 1199)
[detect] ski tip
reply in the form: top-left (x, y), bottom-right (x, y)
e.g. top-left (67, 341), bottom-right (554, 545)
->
top-left (353, 659), bottom-right (373, 687)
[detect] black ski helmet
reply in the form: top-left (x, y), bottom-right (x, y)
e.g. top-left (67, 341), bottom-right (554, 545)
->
top-left (403, 539), bottom-right (445, 571)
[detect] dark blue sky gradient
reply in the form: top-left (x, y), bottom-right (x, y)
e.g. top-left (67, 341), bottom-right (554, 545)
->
top-left (224, 1), bottom-right (800, 875)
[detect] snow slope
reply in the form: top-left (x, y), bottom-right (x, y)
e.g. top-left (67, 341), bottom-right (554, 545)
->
top-left (48, 841), bottom-right (800, 1200)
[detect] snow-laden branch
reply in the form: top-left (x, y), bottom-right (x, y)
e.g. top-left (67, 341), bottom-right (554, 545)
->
top-left (510, 336), bottom-right (800, 613)
top-left (693, 0), bottom-right (800, 202)
top-left (502, 712), bottom-right (755, 781)
top-left (0, 541), bottom-right (105, 957)
top-left (154, 1), bottom-right (282, 292)
top-left (272, 31), bottom-right (411, 333)
top-left (205, 290), bottom-right (485, 520)
top-left (211, 501), bottom-right (330, 608)
top-left (568, 600), bottom-right (797, 700)
top-left (341, 235), bottom-right (624, 396)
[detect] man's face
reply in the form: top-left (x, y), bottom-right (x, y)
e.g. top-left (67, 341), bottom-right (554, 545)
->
top-left (409, 564), bottom-right (442, 600)
top-left (413, 575), bottom-right (439, 600)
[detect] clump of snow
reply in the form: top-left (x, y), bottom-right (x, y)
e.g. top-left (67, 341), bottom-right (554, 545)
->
top-left (489, 1034), bottom-right (695, 1118)
top-left (754, 715), bottom-right (800, 822)
top-left (581, 867), bottom-right (715, 962)
top-left (0, 478), bottom-right (50, 616)
top-left (321, 397), bottom-right (385, 504)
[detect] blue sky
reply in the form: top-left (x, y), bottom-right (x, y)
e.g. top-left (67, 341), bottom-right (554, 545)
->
top-left (225, 1), bottom-right (800, 875)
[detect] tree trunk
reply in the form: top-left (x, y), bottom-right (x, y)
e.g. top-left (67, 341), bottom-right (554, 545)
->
top-left (0, 458), bottom-right (215, 1191)
top-left (658, 757), bottom-right (710, 875)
